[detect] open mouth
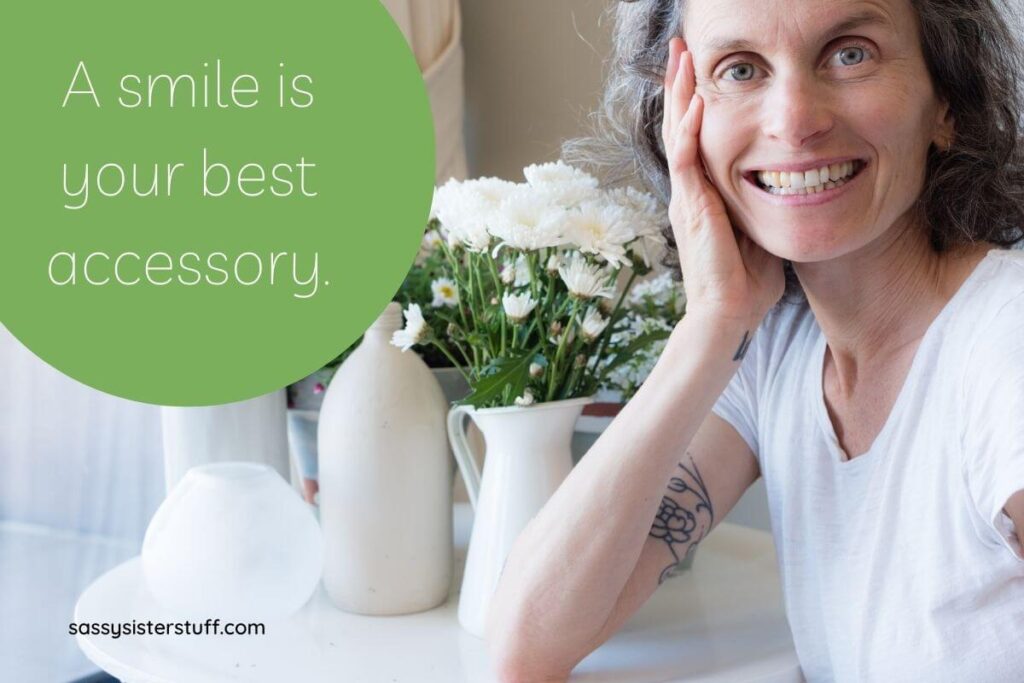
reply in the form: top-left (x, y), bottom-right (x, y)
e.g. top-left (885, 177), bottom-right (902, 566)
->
top-left (747, 160), bottom-right (867, 196)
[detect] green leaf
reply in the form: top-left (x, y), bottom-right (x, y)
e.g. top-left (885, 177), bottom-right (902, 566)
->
top-left (459, 348), bottom-right (539, 408)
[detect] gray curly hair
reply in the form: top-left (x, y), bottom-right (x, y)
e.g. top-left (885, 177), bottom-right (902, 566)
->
top-left (566, 0), bottom-right (1024, 282)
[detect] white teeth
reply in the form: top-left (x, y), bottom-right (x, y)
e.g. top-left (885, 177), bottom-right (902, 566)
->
top-left (765, 176), bottom-right (849, 195)
top-left (756, 161), bottom-right (860, 191)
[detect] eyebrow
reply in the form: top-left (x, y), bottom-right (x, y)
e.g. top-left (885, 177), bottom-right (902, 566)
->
top-left (703, 9), bottom-right (894, 54)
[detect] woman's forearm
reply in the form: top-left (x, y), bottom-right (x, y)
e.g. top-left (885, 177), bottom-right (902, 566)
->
top-left (485, 312), bottom-right (754, 679)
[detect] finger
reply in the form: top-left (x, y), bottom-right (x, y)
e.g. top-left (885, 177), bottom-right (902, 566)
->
top-left (672, 50), bottom-right (695, 133)
top-left (671, 93), bottom-right (704, 172)
top-left (671, 94), bottom-right (711, 205)
top-left (662, 38), bottom-right (681, 143)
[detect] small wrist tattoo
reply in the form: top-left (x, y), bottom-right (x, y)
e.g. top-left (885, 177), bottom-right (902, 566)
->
top-left (732, 330), bottom-right (752, 361)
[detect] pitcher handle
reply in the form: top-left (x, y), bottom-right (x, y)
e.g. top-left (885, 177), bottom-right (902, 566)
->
top-left (448, 404), bottom-right (481, 510)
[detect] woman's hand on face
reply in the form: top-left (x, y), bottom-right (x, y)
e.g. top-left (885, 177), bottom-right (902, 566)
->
top-left (662, 37), bottom-right (784, 328)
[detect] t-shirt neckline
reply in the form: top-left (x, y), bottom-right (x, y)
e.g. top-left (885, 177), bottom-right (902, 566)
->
top-left (810, 248), bottom-right (999, 467)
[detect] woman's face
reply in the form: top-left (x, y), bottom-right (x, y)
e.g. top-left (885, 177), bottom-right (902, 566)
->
top-left (683, 0), bottom-right (953, 263)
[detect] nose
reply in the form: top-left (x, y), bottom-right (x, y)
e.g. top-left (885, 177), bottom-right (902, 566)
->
top-left (760, 70), bottom-right (835, 147)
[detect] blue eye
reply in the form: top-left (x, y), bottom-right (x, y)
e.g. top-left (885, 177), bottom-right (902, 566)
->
top-left (724, 63), bottom-right (757, 81)
top-left (835, 46), bottom-right (866, 66)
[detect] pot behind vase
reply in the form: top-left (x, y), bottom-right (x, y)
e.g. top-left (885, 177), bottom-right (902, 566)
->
top-left (161, 390), bottom-right (290, 493)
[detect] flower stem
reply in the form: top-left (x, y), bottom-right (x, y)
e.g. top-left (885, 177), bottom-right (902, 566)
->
top-left (590, 269), bottom-right (637, 379)
top-left (431, 340), bottom-right (472, 384)
top-left (547, 297), bottom-right (581, 401)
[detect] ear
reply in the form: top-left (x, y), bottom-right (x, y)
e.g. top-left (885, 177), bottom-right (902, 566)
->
top-left (932, 100), bottom-right (955, 150)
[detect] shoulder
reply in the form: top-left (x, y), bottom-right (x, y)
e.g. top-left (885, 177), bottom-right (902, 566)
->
top-left (961, 249), bottom-right (1024, 366)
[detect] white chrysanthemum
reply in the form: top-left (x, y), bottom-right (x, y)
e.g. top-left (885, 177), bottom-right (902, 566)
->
top-left (433, 177), bottom-right (519, 252)
top-left (558, 252), bottom-right (616, 300)
top-left (502, 291), bottom-right (538, 323)
top-left (488, 188), bottom-right (567, 253)
top-left (580, 308), bottom-right (610, 341)
top-left (608, 186), bottom-right (668, 267)
top-left (523, 161), bottom-right (601, 207)
top-left (391, 304), bottom-right (428, 352)
top-left (514, 389), bottom-right (536, 407)
top-left (430, 278), bottom-right (459, 307)
top-left (563, 200), bottom-right (635, 266)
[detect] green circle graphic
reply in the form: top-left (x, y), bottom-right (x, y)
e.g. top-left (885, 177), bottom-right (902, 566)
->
top-left (1, 1), bottom-right (434, 405)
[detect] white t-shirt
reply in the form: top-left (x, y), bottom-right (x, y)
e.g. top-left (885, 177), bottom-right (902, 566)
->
top-left (712, 248), bottom-right (1024, 682)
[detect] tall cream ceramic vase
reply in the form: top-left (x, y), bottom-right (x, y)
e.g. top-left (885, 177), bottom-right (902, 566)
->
top-left (318, 302), bottom-right (453, 615)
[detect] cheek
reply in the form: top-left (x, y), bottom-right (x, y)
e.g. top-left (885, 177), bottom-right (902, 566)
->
top-left (698, 99), bottom-right (752, 186)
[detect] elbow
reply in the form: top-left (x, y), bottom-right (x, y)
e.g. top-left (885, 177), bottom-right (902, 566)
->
top-left (486, 609), bottom-right (573, 683)
top-left (487, 645), bottom-right (571, 683)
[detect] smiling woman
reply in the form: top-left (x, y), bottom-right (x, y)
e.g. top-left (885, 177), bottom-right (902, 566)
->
top-left (486, 2), bottom-right (1024, 682)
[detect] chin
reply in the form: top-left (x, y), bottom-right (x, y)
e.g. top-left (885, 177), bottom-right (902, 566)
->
top-left (743, 220), bottom-right (862, 264)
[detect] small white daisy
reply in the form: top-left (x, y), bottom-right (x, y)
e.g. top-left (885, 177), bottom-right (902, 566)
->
top-left (421, 229), bottom-right (443, 251)
top-left (390, 304), bottom-right (428, 352)
top-left (430, 278), bottom-right (459, 308)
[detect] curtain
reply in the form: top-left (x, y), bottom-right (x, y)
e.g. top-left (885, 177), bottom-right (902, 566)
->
top-left (0, 325), bottom-right (165, 541)
top-left (381, 0), bottom-right (468, 182)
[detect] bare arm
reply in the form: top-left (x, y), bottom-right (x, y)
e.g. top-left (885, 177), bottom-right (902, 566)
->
top-left (485, 314), bottom-right (761, 682)
top-left (485, 36), bottom-right (784, 683)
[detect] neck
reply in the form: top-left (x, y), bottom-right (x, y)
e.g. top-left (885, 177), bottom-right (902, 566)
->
top-left (793, 219), bottom-right (990, 389)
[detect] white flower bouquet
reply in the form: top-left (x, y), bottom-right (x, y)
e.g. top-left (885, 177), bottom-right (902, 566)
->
top-left (391, 161), bottom-right (678, 409)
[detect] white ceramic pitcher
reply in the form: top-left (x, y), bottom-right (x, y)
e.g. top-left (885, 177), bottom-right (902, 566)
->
top-left (448, 396), bottom-right (592, 637)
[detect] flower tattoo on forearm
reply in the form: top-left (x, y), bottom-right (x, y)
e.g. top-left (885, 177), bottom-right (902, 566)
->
top-left (650, 457), bottom-right (713, 584)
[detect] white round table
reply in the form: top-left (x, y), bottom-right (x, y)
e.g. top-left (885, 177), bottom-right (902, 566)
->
top-left (75, 504), bottom-right (803, 682)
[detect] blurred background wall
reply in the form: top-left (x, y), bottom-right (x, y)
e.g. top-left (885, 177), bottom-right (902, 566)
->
top-left (461, 0), bottom-right (612, 179)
